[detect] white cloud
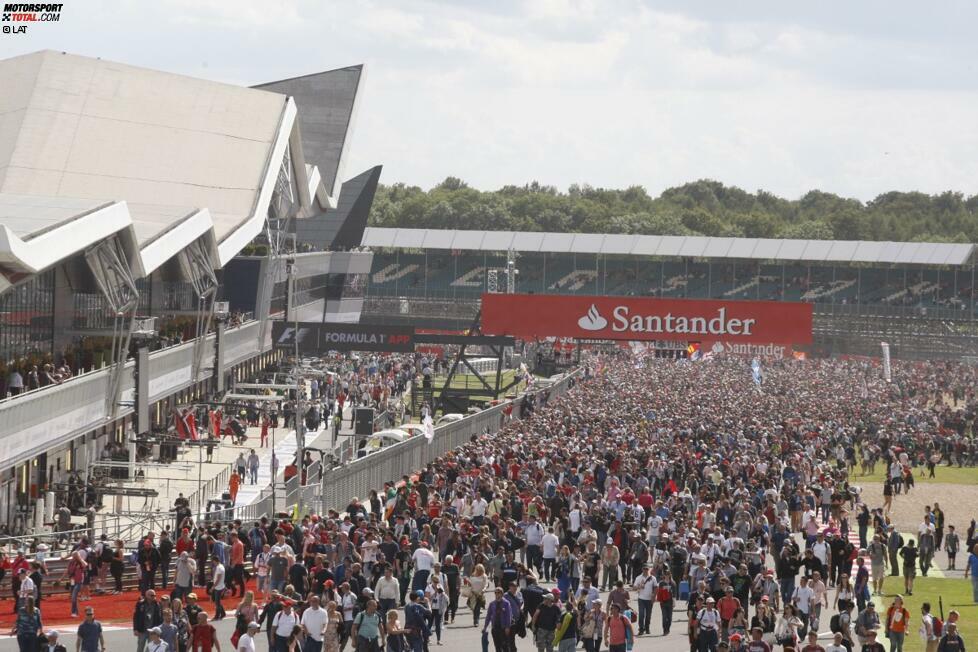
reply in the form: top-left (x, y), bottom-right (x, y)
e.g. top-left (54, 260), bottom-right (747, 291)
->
top-left (2, 0), bottom-right (977, 200)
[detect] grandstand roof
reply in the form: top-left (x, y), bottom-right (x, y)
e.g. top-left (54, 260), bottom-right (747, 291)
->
top-left (360, 227), bottom-right (975, 266)
top-left (0, 50), bottom-right (361, 283)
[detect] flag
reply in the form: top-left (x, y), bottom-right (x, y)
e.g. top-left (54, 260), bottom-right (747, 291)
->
top-left (173, 408), bottom-right (197, 440)
top-left (751, 358), bottom-right (762, 386)
top-left (423, 414), bottom-right (435, 443)
top-left (210, 409), bottom-right (223, 438)
top-left (686, 342), bottom-right (701, 360)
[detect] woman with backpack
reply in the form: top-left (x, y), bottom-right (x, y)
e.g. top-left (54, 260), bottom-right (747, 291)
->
top-left (603, 603), bottom-right (633, 652)
top-left (884, 595), bottom-right (911, 652)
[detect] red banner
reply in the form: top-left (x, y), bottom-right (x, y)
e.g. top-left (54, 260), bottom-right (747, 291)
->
top-left (481, 294), bottom-right (812, 344)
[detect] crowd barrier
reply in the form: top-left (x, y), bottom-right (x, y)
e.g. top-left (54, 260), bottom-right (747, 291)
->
top-left (317, 369), bottom-right (583, 515)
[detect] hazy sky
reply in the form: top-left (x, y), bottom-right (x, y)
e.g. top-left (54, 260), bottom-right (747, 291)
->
top-left (3, 0), bottom-right (977, 200)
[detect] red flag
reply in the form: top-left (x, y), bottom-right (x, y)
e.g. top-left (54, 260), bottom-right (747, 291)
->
top-left (174, 408), bottom-right (192, 440)
top-left (210, 410), bottom-right (222, 438)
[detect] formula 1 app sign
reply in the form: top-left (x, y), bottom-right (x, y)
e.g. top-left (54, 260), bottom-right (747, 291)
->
top-left (272, 321), bottom-right (415, 352)
top-left (480, 294), bottom-right (813, 345)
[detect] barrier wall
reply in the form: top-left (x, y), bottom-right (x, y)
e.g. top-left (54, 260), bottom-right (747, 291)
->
top-left (0, 320), bottom-right (266, 471)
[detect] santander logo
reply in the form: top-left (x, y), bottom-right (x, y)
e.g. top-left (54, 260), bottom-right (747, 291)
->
top-left (577, 304), bottom-right (608, 331)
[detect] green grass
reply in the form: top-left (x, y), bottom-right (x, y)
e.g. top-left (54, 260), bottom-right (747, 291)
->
top-left (855, 464), bottom-right (978, 486)
top-left (874, 575), bottom-right (978, 651)
top-left (430, 369), bottom-right (524, 396)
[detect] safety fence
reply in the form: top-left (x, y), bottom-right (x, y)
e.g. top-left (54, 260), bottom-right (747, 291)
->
top-left (318, 369), bottom-right (583, 515)
top-left (35, 369), bottom-right (583, 546)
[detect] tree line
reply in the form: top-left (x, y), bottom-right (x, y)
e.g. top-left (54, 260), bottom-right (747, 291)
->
top-left (368, 178), bottom-right (978, 243)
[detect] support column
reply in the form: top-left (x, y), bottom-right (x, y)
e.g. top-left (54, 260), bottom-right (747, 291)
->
top-left (52, 267), bottom-right (74, 360)
top-left (214, 320), bottom-right (226, 393)
top-left (135, 345), bottom-right (150, 435)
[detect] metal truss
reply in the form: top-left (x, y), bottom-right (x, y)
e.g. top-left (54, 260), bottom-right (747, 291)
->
top-left (178, 238), bottom-right (219, 380)
top-left (84, 236), bottom-right (139, 417)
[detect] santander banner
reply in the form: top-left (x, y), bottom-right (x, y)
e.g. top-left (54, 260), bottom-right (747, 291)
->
top-left (481, 293), bottom-right (812, 344)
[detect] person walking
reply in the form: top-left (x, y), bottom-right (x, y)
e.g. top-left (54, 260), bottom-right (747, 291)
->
top-left (603, 604), bottom-right (634, 652)
top-left (10, 597), bottom-right (42, 652)
top-left (248, 450), bottom-right (260, 485)
top-left (884, 595), bottom-right (910, 652)
top-left (76, 607), bottom-right (105, 652)
top-left (552, 600), bottom-right (577, 652)
top-left (211, 555), bottom-right (227, 621)
top-left (134, 591), bottom-right (164, 652)
top-left (965, 543), bottom-right (978, 602)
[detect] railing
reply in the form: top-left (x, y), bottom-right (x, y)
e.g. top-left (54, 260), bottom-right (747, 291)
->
top-left (814, 302), bottom-right (977, 321)
top-left (318, 368), bottom-right (582, 515)
top-left (0, 511), bottom-right (177, 554)
top-left (188, 464), bottom-right (233, 518)
top-left (0, 319), bottom-right (267, 473)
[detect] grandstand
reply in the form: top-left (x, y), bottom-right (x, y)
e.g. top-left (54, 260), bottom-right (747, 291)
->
top-left (0, 51), bottom-right (380, 532)
top-left (359, 228), bottom-right (978, 359)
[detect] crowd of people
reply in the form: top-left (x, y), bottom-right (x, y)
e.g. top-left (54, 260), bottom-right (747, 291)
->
top-left (9, 353), bottom-right (978, 652)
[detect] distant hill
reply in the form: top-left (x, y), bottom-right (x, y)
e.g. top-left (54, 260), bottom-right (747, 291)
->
top-left (368, 178), bottom-right (978, 243)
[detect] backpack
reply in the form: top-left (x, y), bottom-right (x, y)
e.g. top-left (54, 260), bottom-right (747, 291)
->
top-left (830, 614), bottom-right (841, 634)
top-left (656, 584), bottom-right (673, 603)
top-left (100, 544), bottom-right (114, 564)
top-left (933, 616), bottom-right (944, 637)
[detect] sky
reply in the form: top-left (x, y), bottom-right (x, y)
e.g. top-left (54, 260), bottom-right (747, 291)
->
top-left (2, 0), bottom-right (977, 201)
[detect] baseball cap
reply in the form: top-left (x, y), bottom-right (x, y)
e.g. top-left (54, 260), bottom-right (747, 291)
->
top-left (247, 622), bottom-right (260, 630)
top-left (415, 590), bottom-right (426, 598)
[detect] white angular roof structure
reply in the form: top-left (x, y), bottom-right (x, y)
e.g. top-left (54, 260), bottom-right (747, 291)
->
top-left (360, 227), bottom-right (975, 266)
top-left (0, 50), bottom-right (351, 286)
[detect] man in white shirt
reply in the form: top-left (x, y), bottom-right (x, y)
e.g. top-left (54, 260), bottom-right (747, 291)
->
top-left (411, 542), bottom-right (435, 592)
top-left (523, 515), bottom-right (545, 575)
top-left (633, 566), bottom-right (658, 636)
top-left (300, 595), bottom-right (327, 652)
top-left (919, 602), bottom-right (938, 652)
top-left (211, 556), bottom-right (226, 620)
top-left (697, 597), bottom-right (721, 650)
top-left (791, 576), bottom-right (815, 634)
top-left (541, 527), bottom-right (560, 582)
top-left (273, 601), bottom-right (299, 651)
top-left (471, 496), bottom-right (488, 525)
top-left (17, 569), bottom-right (35, 608)
top-left (375, 567), bottom-right (400, 617)
top-left (569, 507), bottom-right (582, 538)
top-left (237, 622), bottom-right (260, 652)
top-left (811, 533), bottom-right (830, 568)
top-left (647, 514), bottom-right (663, 547)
